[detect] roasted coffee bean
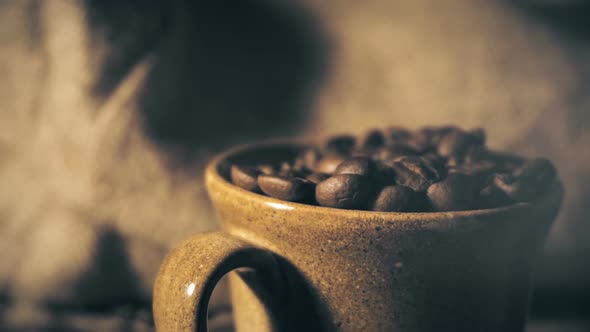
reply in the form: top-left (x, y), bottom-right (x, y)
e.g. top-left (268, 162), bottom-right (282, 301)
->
top-left (462, 145), bottom-right (490, 164)
top-left (306, 173), bottom-right (330, 184)
top-left (334, 157), bottom-right (377, 177)
top-left (440, 129), bottom-right (487, 166)
top-left (258, 175), bottom-right (315, 202)
top-left (325, 135), bottom-right (356, 154)
top-left (257, 164), bottom-right (276, 175)
top-left (389, 156), bottom-right (443, 192)
top-left (376, 144), bottom-right (420, 162)
top-left (278, 162), bottom-right (296, 177)
top-left (374, 144), bottom-right (418, 161)
top-left (281, 161), bottom-right (309, 177)
top-left (362, 129), bottom-right (386, 147)
top-left (280, 162), bottom-right (292, 172)
top-left (427, 173), bottom-right (479, 211)
top-left (449, 160), bottom-right (497, 186)
top-left (292, 158), bottom-right (306, 172)
top-left (229, 126), bottom-right (556, 211)
top-left (421, 153), bottom-right (447, 174)
top-left (413, 129), bottom-right (434, 150)
top-left (419, 125), bottom-right (460, 146)
top-left (375, 162), bottom-right (397, 186)
top-left (371, 185), bottom-right (423, 212)
top-left (437, 131), bottom-right (472, 160)
top-left (514, 158), bottom-right (556, 190)
top-left (315, 154), bottom-right (346, 174)
top-left (405, 136), bottom-right (431, 154)
top-left (384, 126), bottom-right (412, 143)
top-left (492, 158), bottom-right (556, 202)
top-left (464, 147), bottom-right (524, 171)
top-left (478, 184), bottom-right (513, 209)
top-left (489, 151), bottom-right (525, 172)
top-left (492, 173), bottom-right (536, 202)
top-left (350, 147), bottom-right (376, 158)
top-left (218, 160), bottom-right (233, 180)
top-left (315, 174), bottom-right (372, 209)
top-left (493, 172), bottom-right (515, 188)
top-left (231, 165), bottom-right (262, 192)
top-left (297, 147), bottom-right (322, 170)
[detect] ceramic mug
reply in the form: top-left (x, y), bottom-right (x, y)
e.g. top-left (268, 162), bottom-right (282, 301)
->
top-left (153, 143), bottom-right (563, 332)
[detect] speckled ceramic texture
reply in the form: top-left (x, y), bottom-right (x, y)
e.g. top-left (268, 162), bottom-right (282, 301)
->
top-left (153, 142), bottom-right (564, 332)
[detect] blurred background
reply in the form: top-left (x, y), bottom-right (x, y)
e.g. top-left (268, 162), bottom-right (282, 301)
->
top-left (1, 0), bottom-right (589, 331)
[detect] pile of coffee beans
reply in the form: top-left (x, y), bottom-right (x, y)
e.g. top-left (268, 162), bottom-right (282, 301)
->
top-left (229, 126), bottom-right (557, 212)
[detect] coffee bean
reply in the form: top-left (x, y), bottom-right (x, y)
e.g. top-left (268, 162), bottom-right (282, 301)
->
top-left (427, 173), bottom-right (479, 211)
top-left (278, 162), bottom-right (296, 177)
top-left (374, 144), bottom-right (418, 161)
top-left (462, 145), bottom-right (490, 164)
top-left (419, 125), bottom-right (460, 146)
top-left (371, 185), bottom-right (423, 212)
top-left (492, 173), bottom-right (536, 202)
top-left (478, 184), bottom-right (513, 209)
top-left (350, 147), bottom-right (376, 158)
top-left (325, 135), bottom-right (356, 154)
top-left (372, 149), bottom-right (399, 162)
top-left (449, 160), bottom-right (497, 186)
top-left (362, 129), bottom-right (386, 147)
top-left (218, 160), bottom-right (233, 181)
top-left (306, 173), bottom-right (330, 184)
top-left (384, 126), bottom-right (412, 143)
top-left (258, 175), bottom-right (315, 202)
top-left (413, 129), bottom-right (434, 150)
top-left (514, 158), bottom-right (556, 191)
top-left (314, 154), bottom-right (346, 174)
top-left (437, 131), bottom-right (472, 160)
top-left (389, 156), bottom-right (443, 192)
top-left (493, 172), bottom-right (515, 187)
top-left (464, 147), bottom-right (524, 172)
top-left (334, 157), bottom-right (377, 177)
top-left (230, 165), bottom-right (262, 192)
top-left (375, 162), bottom-right (397, 186)
top-left (421, 153), bottom-right (447, 175)
top-left (228, 126), bottom-right (555, 211)
top-left (257, 164), bottom-right (276, 175)
top-left (315, 174), bottom-right (372, 209)
top-left (297, 147), bottom-right (322, 170)
top-left (489, 151), bottom-right (525, 172)
top-left (492, 158), bottom-right (556, 202)
top-left (404, 136), bottom-right (432, 154)
top-left (280, 162), bottom-right (292, 172)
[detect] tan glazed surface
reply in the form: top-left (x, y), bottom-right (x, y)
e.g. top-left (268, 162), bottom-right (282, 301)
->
top-left (153, 142), bottom-right (564, 332)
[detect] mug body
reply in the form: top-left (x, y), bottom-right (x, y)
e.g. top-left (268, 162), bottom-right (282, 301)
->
top-left (206, 143), bottom-right (563, 332)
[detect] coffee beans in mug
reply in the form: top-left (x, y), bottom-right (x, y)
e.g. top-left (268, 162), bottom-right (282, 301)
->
top-left (388, 156), bottom-right (444, 192)
top-left (231, 165), bottom-right (261, 192)
top-left (427, 173), bottom-right (479, 212)
top-left (306, 173), bottom-right (330, 184)
top-left (334, 157), bottom-right (377, 177)
top-left (258, 175), bottom-right (315, 202)
top-left (227, 126), bottom-right (558, 212)
top-left (257, 164), bottom-right (276, 175)
top-left (315, 174), bottom-right (372, 209)
top-left (372, 185), bottom-right (424, 212)
top-left (315, 154), bottom-right (347, 174)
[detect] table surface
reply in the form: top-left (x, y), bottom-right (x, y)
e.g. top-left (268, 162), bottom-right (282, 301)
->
top-left (2, 306), bottom-right (588, 332)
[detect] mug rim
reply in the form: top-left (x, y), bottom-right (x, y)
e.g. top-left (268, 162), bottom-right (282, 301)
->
top-left (205, 140), bottom-right (561, 222)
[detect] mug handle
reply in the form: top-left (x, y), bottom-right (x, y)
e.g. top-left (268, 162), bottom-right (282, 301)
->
top-left (153, 232), bottom-right (282, 332)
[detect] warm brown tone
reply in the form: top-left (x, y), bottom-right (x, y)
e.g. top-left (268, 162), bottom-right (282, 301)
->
top-left (153, 142), bottom-right (563, 332)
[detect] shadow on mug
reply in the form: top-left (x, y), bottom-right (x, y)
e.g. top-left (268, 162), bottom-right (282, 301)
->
top-left (230, 255), bottom-right (335, 332)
